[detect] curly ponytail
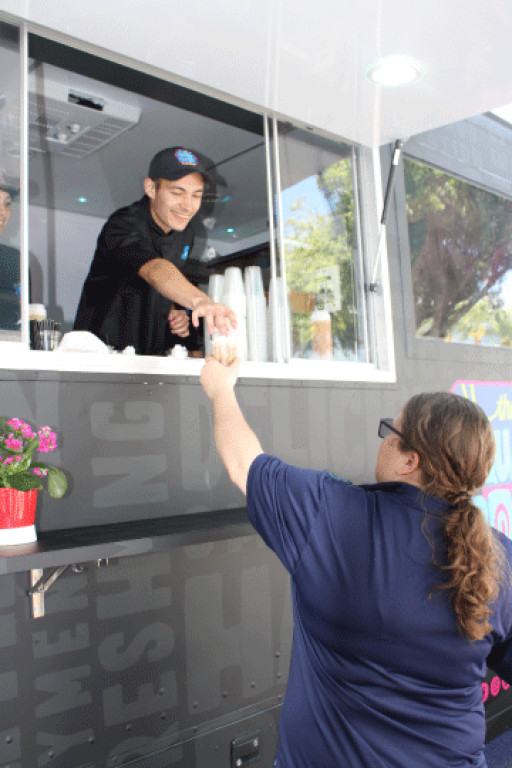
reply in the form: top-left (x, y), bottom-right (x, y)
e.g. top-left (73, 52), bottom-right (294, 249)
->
top-left (440, 496), bottom-right (502, 640)
top-left (400, 392), bottom-right (505, 642)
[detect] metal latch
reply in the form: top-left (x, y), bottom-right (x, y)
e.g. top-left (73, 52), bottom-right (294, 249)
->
top-left (231, 730), bottom-right (262, 768)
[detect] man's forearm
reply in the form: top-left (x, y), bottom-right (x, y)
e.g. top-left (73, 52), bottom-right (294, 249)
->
top-left (139, 257), bottom-right (235, 333)
top-left (139, 258), bottom-right (211, 310)
top-left (211, 388), bottom-right (263, 495)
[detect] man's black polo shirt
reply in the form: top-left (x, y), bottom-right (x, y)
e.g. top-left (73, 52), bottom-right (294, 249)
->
top-left (74, 195), bottom-right (197, 355)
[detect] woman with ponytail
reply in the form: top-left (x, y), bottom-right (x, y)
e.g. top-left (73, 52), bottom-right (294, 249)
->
top-left (398, 392), bottom-right (506, 643)
top-left (201, 359), bottom-right (512, 768)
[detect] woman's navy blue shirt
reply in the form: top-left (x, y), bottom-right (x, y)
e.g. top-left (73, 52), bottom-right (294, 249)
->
top-left (247, 454), bottom-right (512, 768)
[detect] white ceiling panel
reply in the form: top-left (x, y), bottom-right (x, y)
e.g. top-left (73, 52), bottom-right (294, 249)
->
top-left (1, 0), bottom-right (512, 146)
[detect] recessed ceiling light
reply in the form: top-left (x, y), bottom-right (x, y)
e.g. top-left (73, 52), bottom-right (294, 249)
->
top-left (77, 196), bottom-right (88, 203)
top-left (203, 216), bottom-right (216, 230)
top-left (367, 55), bottom-right (426, 87)
top-left (226, 227), bottom-right (235, 233)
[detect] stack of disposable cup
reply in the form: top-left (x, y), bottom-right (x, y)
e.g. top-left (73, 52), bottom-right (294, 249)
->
top-left (221, 267), bottom-right (247, 361)
top-left (267, 276), bottom-right (291, 361)
top-left (244, 266), bottom-right (267, 362)
top-left (204, 273), bottom-right (225, 356)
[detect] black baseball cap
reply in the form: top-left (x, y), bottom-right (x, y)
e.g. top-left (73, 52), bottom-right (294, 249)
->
top-left (148, 147), bottom-right (213, 184)
top-left (0, 171), bottom-right (19, 198)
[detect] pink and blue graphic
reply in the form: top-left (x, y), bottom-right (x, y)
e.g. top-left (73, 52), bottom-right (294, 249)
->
top-left (175, 149), bottom-right (198, 166)
top-left (452, 380), bottom-right (512, 540)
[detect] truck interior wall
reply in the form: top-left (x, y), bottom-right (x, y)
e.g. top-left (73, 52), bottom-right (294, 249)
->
top-left (27, 206), bottom-right (107, 329)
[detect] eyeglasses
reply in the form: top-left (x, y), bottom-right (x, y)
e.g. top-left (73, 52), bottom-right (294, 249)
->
top-left (378, 417), bottom-right (405, 441)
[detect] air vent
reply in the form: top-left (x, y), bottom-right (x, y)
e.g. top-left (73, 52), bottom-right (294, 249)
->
top-left (68, 91), bottom-right (105, 111)
top-left (28, 76), bottom-right (140, 158)
top-left (30, 113), bottom-right (62, 130)
top-left (57, 118), bottom-right (137, 159)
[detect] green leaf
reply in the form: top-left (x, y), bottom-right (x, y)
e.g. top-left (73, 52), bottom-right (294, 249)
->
top-left (9, 472), bottom-right (42, 491)
top-left (47, 468), bottom-right (67, 499)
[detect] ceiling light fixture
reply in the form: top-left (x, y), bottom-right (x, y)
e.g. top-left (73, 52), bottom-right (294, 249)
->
top-left (366, 55), bottom-right (426, 87)
top-left (203, 216), bottom-right (216, 230)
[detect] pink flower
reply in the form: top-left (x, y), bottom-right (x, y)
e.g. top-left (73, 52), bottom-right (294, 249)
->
top-left (37, 427), bottom-right (57, 453)
top-left (33, 468), bottom-right (49, 476)
top-left (5, 436), bottom-right (23, 451)
top-left (3, 457), bottom-right (14, 465)
top-left (6, 418), bottom-right (34, 439)
top-left (38, 437), bottom-right (57, 453)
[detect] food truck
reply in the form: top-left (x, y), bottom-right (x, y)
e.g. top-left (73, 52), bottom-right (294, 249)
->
top-left (1, 2), bottom-right (512, 766)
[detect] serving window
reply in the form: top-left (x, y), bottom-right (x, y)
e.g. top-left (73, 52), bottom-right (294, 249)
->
top-left (0, 22), bottom-right (394, 382)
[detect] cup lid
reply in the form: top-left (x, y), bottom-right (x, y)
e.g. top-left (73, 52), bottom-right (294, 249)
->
top-left (29, 303), bottom-right (46, 319)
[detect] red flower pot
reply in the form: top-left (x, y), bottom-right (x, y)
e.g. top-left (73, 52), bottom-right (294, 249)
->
top-left (0, 488), bottom-right (38, 545)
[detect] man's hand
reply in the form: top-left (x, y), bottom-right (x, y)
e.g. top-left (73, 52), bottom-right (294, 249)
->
top-left (191, 297), bottom-right (237, 335)
top-left (168, 307), bottom-right (190, 337)
top-left (200, 356), bottom-right (240, 400)
top-left (138, 259), bottom-right (237, 336)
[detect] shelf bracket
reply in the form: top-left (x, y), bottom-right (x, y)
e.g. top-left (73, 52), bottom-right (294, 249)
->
top-left (28, 565), bottom-right (79, 618)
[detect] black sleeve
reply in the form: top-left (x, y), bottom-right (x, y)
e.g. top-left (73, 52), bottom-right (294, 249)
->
top-left (100, 216), bottom-right (160, 276)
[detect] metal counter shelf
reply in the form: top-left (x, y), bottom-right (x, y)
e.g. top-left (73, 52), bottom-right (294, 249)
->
top-left (0, 508), bottom-right (251, 576)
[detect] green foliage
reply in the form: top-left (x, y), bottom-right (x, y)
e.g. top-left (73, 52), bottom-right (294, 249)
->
top-left (46, 468), bottom-right (68, 499)
top-left (8, 473), bottom-right (43, 492)
top-left (453, 297), bottom-right (512, 346)
top-left (283, 159), bottom-right (363, 359)
top-left (404, 158), bottom-right (512, 341)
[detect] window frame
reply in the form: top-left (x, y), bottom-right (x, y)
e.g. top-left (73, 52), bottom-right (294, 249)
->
top-left (396, 142), bottom-right (512, 368)
top-left (0, 13), bottom-right (396, 384)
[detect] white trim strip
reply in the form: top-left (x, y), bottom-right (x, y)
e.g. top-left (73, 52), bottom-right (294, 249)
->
top-left (0, 346), bottom-right (396, 382)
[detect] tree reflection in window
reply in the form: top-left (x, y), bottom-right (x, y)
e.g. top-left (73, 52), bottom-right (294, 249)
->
top-left (282, 157), bottom-right (364, 361)
top-left (404, 158), bottom-right (512, 346)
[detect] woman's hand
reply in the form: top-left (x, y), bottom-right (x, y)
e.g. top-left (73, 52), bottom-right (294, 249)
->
top-left (200, 356), bottom-right (240, 400)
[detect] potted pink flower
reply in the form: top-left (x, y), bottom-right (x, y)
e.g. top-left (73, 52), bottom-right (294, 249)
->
top-left (0, 417), bottom-right (67, 545)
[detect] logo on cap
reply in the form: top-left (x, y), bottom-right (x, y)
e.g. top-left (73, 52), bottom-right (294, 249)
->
top-left (175, 149), bottom-right (198, 166)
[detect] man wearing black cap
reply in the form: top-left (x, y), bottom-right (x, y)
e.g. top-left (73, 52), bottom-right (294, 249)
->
top-left (74, 147), bottom-right (235, 355)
